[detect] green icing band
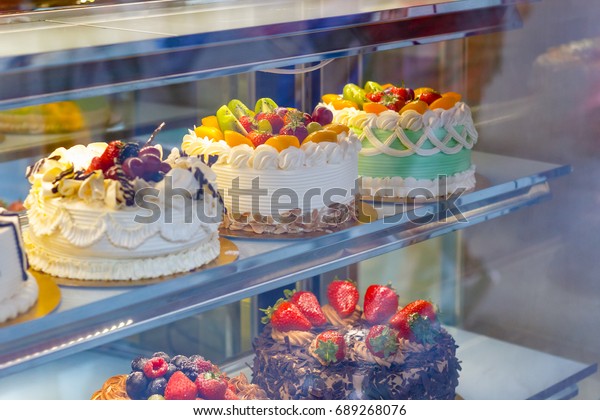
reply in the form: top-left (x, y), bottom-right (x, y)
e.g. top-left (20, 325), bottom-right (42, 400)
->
top-left (357, 127), bottom-right (472, 179)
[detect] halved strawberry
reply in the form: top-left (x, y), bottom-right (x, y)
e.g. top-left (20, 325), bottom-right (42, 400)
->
top-left (285, 289), bottom-right (326, 326)
top-left (261, 299), bottom-right (312, 332)
top-left (326, 279), bottom-right (359, 318)
top-left (366, 325), bottom-right (399, 358)
top-left (314, 330), bottom-right (346, 364)
top-left (363, 284), bottom-right (398, 325)
top-left (247, 131), bottom-right (272, 148)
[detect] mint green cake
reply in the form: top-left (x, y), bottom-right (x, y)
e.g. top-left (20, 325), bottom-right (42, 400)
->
top-left (330, 103), bottom-right (478, 198)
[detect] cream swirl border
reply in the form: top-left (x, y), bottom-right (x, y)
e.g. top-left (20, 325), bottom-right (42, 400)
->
top-left (0, 272), bottom-right (38, 323)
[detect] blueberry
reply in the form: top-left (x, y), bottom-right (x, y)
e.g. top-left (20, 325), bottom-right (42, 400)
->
top-left (164, 364), bottom-right (177, 380)
top-left (146, 377), bottom-right (167, 396)
top-left (180, 360), bottom-right (199, 381)
top-left (144, 171), bottom-right (164, 183)
top-left (171, 355), bottom-right (189, 369)
top-left (152, 352), bottom-right (171, 364)
top-left (118, 142), bottom-right (141, 163)
top-left (131, 356), bottom-right (148, 372)
top-left (126, 371), bottom-right (149, 400)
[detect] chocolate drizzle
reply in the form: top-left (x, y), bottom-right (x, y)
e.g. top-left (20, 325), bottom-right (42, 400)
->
top-left (115, 165), bottom-right (135, 206)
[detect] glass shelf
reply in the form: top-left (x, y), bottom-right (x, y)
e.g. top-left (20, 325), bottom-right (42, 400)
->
top-left (0, 151), bottom-right (571, 378)
top-left (2, 325), bottom-right (593, 400)
top-left (0, 0), bottom-right (533, 109)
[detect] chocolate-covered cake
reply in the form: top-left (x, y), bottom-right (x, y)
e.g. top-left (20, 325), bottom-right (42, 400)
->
top-left (252, 282), bottom-right (461, 400)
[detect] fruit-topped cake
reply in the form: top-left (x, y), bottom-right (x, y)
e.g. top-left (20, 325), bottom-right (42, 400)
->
top-left (24, 125), bottom-right (223, 281)
top-left (181, 98), bottom-right (361, 234)
top-left (252, 281), bottom-right (461, 399)
top-left (92, 352), bottom-right (268, 400)
top-left (322, 81), bottom-right (478, 199)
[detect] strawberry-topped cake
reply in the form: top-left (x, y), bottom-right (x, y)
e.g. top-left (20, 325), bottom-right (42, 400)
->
top-left (252, 281), bottom-right (461, 399)
top-left (322, 81), bottom-right (478, 199)
top-left (92, 351), bottom-right (267, 400)
top-left (24, 125), bottom-right (222, 281)
top-left (181, 98), bottom-right (361, 234)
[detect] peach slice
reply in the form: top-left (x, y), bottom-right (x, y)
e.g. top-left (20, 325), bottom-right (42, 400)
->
top-left (441, 92), bottom-right (462, 102)
top-left (265, 135), bottom-right (301, 152)
top-left (304, 129), bottom-right (338, 144)
top-left (224, 130), bottom-right (254, 148)
top-left (363, 102), bottom-right (389, 115)
top-left (399, 100), bottom-right (429, 115)
top-left (331, 99), bottom-right (359, 110)
top-left (195, 125), bottom-right (224, 141)
top-left (322, 94), bottom-right (342, 104)
top-left (322, 123), bottom-right (349, 134)
top-left (430, 96), bottom-right (459, 110)
top-left (201, 115), bottom-right (220, 129)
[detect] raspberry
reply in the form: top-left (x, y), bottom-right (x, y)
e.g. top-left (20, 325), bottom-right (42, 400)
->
top-left (189, 355), bottom-right (213, 373)
top-left (143, 357), bottom-right (169, 379)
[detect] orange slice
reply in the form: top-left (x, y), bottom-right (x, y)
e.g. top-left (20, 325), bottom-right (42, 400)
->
top-left (265, 135), bottom-right (301, 152)
top-left (322, 123), bottom-right (349, 134)
top-left (442, 92), bottom-right (462, 102)
top-left (414, 87), bottom-right (435, 98)
top-left (399, 100), bottom-right (429, 115)
top-left (381, 83), bottom-right (394, 90)
top-left (201, 115), bottom-right (220, 129)
top-left (322, 94), bottom-right (342, 104)
top-left (224, 130), bottom-right (254, 148)
top-left (304, 129), bottom-right (338, 143)
top-left (195, 125), bottom-right (224, 141)
top-left (430, 96), bottom-right (459, 110)
top-left (363, 102), bottom-right (389, 115)
top-left (331, 99), bottom-right (359, 110)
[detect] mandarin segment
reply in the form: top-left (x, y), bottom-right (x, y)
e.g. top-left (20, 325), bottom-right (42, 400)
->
top-left (322, 123), bottom-right (350, 134)
top-left (224, 130), bottom-right (254, 148)
top-left (331, 99), bottom-right (359, 110)
top-left (265, 135), bottom-right (301, 152)
top-left (201, 115), bottom-right (220, 129)
top-left (441, 92), bottom-right (462, 102)
top-left (195, 125), bottom-right (224, 141)
top-left (399, 100), bottom-right (429, 115)
top-left (304, 129), bottom-right (338, 144)
top-left (322, 94), bottom-right (342, 104)
top-left (363, 102), bottom-right (389, 115)
top-left (429, 96), bottom-right (459, 110)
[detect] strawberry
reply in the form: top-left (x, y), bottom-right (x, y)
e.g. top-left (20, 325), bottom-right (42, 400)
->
top-left (389, 309), bottom-right (414, 340)
top-left (98, 140), bottom-right (123, 171)
top-left (380, 93), bottom-right (402, 111)
top-left (247, 131), bottom-right (272, 147)
top-left (164, 371), bottom-right (197, 400)
top-left (285, 289), bottom-right (326, 326)
top-left (195, 372), bottom-right (228, 400)
top-left (239, 115), bottom-right (257, 133)
top-left (401, 299), bottom-right (436, 322)
top-left (363, 284), bottom-right (398, 325)
top-left (326, 279), bottom-right (359, 318)
top-left (256, 112), bottom-right (285, 134)
top-left (366, 325), bottom-right (399, 358)
top-left (261, 299), bottom-right (312, 332)
top-left (86, 156), bottom-right (102, 173)
top-left (314, 330), bottom-right (346, 364)
top-left (366, 91), bottom-right (383, 102)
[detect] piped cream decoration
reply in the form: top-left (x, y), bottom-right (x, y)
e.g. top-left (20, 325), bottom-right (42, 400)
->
top-left (271, 329), bottom-right (315, 346)
top-left (322, 304), bottom-right (362, 327)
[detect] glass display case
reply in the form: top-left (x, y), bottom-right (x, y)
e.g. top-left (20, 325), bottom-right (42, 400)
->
top-left (0, 0), bottom-right (598, 400)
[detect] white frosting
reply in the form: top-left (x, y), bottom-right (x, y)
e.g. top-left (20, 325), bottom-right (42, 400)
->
top-left (0, 272), bottom-right (39, 323)
top-left (360, 165), bottom-right (476, 198)
top-left (24, 144), bottom-right (222, 281)
top-left (181, 129), bottom-right (361, 220)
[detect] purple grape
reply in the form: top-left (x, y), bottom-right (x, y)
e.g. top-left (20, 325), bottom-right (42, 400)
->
top-left (139, 146), bottom-right (161, 159)
top-left (405, 88), bottom-right (415, 102)
top-left (274, 107), bottom-right (289, 118)
top-left (311, 106), bottom-right (333, 126)
top-left (159, 162), bottom-right (172, 174)
top-left (140, 154), bottom-right (161, 173)
top-left (123, 157), bottom-right (145, 179)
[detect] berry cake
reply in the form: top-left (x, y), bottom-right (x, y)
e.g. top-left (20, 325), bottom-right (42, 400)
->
top-left (92, 352), bottom-right (268, 400)
top-left (252, 282), bottom-right (461, 400)
top-left (322, 81), bottom-right (478, 199)
top-left (181, 98), bottom-right (361, 234)
top-left (0, 209), bottom-right (38, 323)
top-left (24, 127), bottom-right (222, 281)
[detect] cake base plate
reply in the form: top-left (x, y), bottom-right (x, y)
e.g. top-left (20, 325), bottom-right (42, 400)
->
top-left (0, 271), bottom-right (61, 327)
top-left (359, 174), bottom-right (490, 204)
top-left (220, 201), bottom-right (378, 240)
top-left (42, 237), bottom-right (239, 288)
